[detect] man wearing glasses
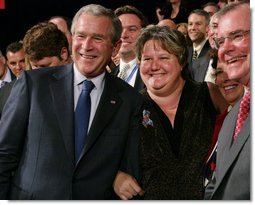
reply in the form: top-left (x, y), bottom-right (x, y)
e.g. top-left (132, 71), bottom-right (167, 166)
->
top-left (204, 1), bottom-right (250, 200)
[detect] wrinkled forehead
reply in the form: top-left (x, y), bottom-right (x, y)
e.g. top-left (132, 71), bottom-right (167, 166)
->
top-left (217, 8), bottom-right (250, 36)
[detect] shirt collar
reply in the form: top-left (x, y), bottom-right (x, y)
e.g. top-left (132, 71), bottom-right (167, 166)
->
top-left (193, 38), bottom-right (208, 54)
top-left (73, 63), bottom-right (105, 90)
top-left (119, 58), bottom-right (137, 71)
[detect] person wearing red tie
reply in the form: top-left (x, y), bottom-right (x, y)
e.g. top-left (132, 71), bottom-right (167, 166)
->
top-left (204, 1), bottom-right (250, 199)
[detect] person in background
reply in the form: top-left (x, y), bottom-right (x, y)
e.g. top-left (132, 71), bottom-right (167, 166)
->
top-left (0, 22), bottom-right (72, 117)
top-left (227, 0), bottom-right (249, 4)
top-left (23, 22), bottom-right (72, 69)
top-left (176, 22), bottom-right (192, 46)
top-left (49, 15), bottom-right (73, 54)
top-left (201, 2), bottom-right (220, 17)
top-left (217, 0), bottom-right (227, 8)
top-left (157, 18), bottom-right (176, 29)
top-left (207, 12), bottom-right (219, 50)
top-left (111, 5), bottom-right (148, 91)
top-left (5, 41), bottom-right (26, 77)
top-left (113, 26), bottom-right (227, 200)
top-left (0, 50), bottom-right (16, 89)
top-left (187, 9), bottom-right (211, 82)
top-left (155, 0), bottom-right (190, 24)
top-left (204, 1), bottom-right (250, 199)
top-left (0, 4), bottom-right (143, 199)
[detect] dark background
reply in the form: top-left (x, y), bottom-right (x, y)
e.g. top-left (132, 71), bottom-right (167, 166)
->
top-left (0, 0), bottom-right (213, 54)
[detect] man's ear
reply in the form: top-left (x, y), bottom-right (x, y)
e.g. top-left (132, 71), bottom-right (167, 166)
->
top-left (60, 47), bottom-right (69, 62)
top-left (112, 39), bottom-right (122, 58)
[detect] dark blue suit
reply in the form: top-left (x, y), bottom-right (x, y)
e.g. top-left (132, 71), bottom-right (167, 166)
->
top-left (0, 64), bottom-right (143, 199)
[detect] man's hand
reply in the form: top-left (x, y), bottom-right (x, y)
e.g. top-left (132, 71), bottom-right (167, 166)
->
top-left (113, 171), bottom-right (145, 200)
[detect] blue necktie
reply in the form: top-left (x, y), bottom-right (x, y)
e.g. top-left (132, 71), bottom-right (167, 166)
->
top-left (75, 80), bottom-right (94, 162)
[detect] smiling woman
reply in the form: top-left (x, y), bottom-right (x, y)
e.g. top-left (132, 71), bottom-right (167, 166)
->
top-left (113, 25), bottom-right (228, 200)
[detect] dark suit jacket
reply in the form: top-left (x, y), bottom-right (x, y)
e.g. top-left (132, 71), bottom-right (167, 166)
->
top-left (10, 68), bottom-right (16, 80)
top-left (0, 80), bottom-right (15, 118)
top-left (0, 64), bottom-right (143, 199)
top-left (190, 55), bottom-right (211, 83)
top-left (204, 98), bottom-right (250, 199)
top-left (0, 69), bottom-right (17, 117)
top-left (187, 41), bottom-right (211, 82)
top-left (111, 65), bottom-right (144, 92)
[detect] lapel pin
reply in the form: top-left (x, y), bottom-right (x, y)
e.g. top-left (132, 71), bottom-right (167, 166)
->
top-left (110, 100), bottom-right (116, 104)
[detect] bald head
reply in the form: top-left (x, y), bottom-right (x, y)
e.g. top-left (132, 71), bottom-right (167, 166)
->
top-left (157, 19), bottom-right (176, 29)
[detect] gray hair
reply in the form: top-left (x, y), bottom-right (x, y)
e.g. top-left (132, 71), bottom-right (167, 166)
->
top-left (71, 4), bottom-right (122, 44)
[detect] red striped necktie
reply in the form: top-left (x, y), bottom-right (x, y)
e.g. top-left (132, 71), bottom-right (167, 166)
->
top-left (233, 92), bottom-right (250, 141)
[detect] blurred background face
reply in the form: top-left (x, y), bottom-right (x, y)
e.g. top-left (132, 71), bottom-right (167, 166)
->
top-left (188, 14), bottom-right (208, 44)
top-left (6, 49), bottom-right (26, 77)
top-left (227, 0), bottom-right (244, 4)
top-left (177, 25), bottom-right (188, 39)
top-left (203, 5), bottom-right (218, 17)
top-left (49, 17), bottom-right (72, 52)
top-left (208, 15), bottom-right (219, 49)
top-left (217, 0), bottom-right (227, 8)
top-left (0, 56), bottom-right (7, 79)
top-left (215, 61), bottom-right (244, 106)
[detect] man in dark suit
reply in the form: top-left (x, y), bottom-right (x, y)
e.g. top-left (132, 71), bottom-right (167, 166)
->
top-left (0, 4), bottom-right (143, 199)
top-left (204, 2), bottom-right (250, 199)
top-left (0, 22), bottom-right (71, 118)
top-left (111, 5), bottom-right (148, 92)
top-left (187, 9), bottom-right (211, 82)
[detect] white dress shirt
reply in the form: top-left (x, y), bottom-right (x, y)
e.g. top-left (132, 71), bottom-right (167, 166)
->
top-left (118, 58), bottom-right (138, 87)
top-left (73, 64), bottom-right (105, 131)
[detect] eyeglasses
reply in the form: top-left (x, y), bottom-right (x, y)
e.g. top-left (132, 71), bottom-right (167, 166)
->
top-left (215, 30), bottom-right (250, 49)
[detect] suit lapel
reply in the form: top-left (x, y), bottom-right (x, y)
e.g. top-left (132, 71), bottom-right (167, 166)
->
top-left (77, 73), bottom-right (122, 161)
top-left (198, 40), bottom-right (210, 58)
top-left (134, 68), bottom-right (144, 91)
top-left (214, 100), bottom-right (250, 193)
top-left (50, 64), bottom-right (75, 164)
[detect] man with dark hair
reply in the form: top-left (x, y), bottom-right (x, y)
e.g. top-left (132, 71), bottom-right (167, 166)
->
top-left (0, 22), bottom-right (72, 117)
top-left (111, 5), bottom-right (148, 91)
top-left (202, 2), bottom-right (220, 17)
top-left (23, 22), bottom-right (72, 68)
top-left (187, 9), bottom-right (211, 82)
top-left (5, 41), bottom-right (26, 77)
top-left (49, 15), bottom-right (73, 53)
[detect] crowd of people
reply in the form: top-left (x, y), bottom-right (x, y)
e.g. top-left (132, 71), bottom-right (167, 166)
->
top-left (0, 0), bottom-right (251, 200)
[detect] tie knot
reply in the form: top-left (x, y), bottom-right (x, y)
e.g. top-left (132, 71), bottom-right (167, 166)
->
top-left (82, 80), bottom-right (94, 93)
top-left (244, 91), bottom-right (250, 101)
top-left (118, 64), bottom-right (130, 80)
top-left (192, 50), bottom-right (198, 60)
top-left (123, 64), bottom-right (130, 70)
